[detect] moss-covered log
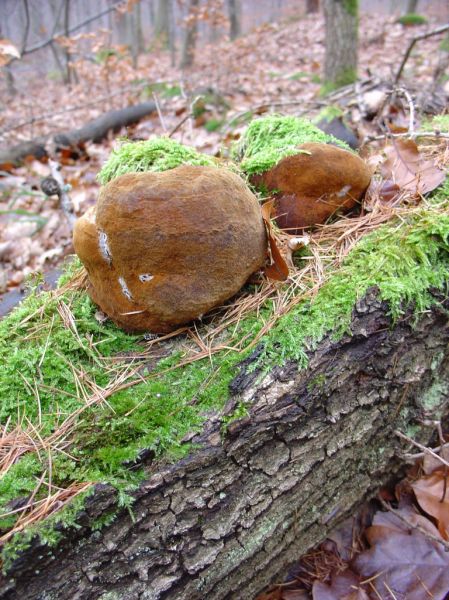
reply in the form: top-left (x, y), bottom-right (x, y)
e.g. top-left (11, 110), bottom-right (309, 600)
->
top-left (0, 287), bottom-right (448, 599)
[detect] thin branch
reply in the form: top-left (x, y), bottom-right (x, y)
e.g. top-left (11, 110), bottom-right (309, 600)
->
top-left (395, 87), bottom-right (415, 135)
top-left (395, 430), bottom-right (449, 469)
top-left (168, 112), bottom-right (193, 138)
top-left (394, 23), bottom-right (449, 84)
top-left (20, 0), bottom-right (30, 54)
top-left (403, 441), bottom-right (449, 460)
top-left (361, 130), bottom-right (449, 146)
top-left (49, 160), bottom-right (75, 229)
top-left (0, 80), bottom-right (172, 137)
top-left (152, 92), bottom-right (167, 133)
top-left (19, 1), bottom-right (126, 58)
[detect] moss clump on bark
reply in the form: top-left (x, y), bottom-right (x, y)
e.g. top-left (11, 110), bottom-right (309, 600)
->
top-left (98, 137), bottom-right (217, 185)
top-left (1, 197), bottom-right (449, 567)
top-left (233, 115), bottom-right (351, 176)
top-left (396, 13), bottom-right (428, 26)
top-left (321, 67), bottom-right (357, 95)
top-left (343, 0), bottom-right (358, 17)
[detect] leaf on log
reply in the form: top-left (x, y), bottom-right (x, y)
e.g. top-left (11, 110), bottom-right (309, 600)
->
top-left (353, 528), bottom-right (449, 600)
top-left (412, 472), bottom-right (449, 540)
top-left (380, 139), bottom-right (446, 196)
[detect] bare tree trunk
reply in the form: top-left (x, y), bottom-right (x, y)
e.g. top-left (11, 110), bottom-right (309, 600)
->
top-left (62, 0), bottom-right (78, 85)
top-left (180, 0), bottom-right (199, 69)
top-left (1, 0), bottom-right (30, 97)
top-left (306, 0), bottom-right (319, 13)
top-left (323, 0), bottom-right (358, 91)
top-left (128, 2), bottom-right (144, 69)
top-left (406, 0), bottom-right (419, 12)
top-left (168, 0), bottom-right (176, 66)
top-left (154, 0), bottom-right (169, 45)
top-left (228, 0), bottom-right (241, 40)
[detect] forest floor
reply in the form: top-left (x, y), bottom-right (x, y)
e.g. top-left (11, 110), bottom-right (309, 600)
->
top-left (0, 10), bottom-right (447, 302)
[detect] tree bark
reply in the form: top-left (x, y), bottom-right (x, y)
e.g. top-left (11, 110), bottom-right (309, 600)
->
top-left (0, 102), bottom-right (156, 168)
top-left (228, 0), bottom-right (242, 40)
top-left (406, 0), bottom-right (419, 13)
top-left (323, 0), bottom-right (358, 90)
top-left (306, 0), bottom-right (319, 14)
top-left (180, 0), bottom-right (200, 69)
top-left (154, 0), bottom-right (170, 45)
top-left (1, 288), bottom-right (449, 599)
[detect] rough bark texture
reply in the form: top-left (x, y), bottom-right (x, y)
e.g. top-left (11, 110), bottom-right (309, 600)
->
top-left (0, 103), bottom-right (156, 168)
top-left (323, 0), bottom-right (358, 87)
top-left (1, 288), bottom-right (449, 600)
top-left (306, 0), bottom-right (320, 14)
top-left (180, 0), bottom-right (199, 69)
top-left (228, 0), bottom-right (242, 40)
top-left (0, 140), bottom-right (48, 168)
top-left (53, 102), bottom-right (156, 149)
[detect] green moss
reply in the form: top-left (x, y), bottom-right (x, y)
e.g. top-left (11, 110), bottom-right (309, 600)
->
top-left (258, 208), bottom-right (449, 370)
top-left (343, 0), bottom-right (358, 17)
top-left (321, 68), bottom-right (357, 95)
top-left (307, 373), bottom-right (326, 393)
top-left (1, 199), bottom-right (449, 566)
top-left (233, 115), bottom-right (350, 176)
top-left (426, 114), bottom-right (449, 132)
top-left (439, 36), bottom-right (449, 53)
top-left (313, 105), bottom-right (344, 123)
top-left (428, 174), bottom-right (449, 206)
top-left (396, 13), bottom-right (428, 26)
top-left (144, 82), bottom-right (182, 99)
top-left (204, 118), bottom-right (224, 132)
top-left (288, 71), bottom-right (310, 81)
top-left (220, 402), bottom-right (249, 433)
top-left (98, 138), bottom-right (217, 185)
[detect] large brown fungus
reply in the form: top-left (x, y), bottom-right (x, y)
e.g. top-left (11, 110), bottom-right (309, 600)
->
top-left (74, 165), bottom-right (267, 333)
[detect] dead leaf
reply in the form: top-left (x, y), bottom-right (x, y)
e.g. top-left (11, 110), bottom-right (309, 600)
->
top-left (353, 529), bottom-right (449, 600)
top-left (0, 38), bottom-right (20, 66)
top-left (282, 590), bottom-right (310, 600)
top-left (366, 506), bottom-right (441, 546)
top-left (423, 444), bottom-right (449, 475)
top-left (364, 176), bottom-right (401, 210)
top-left (380, 138), bottom-right (446, 196)
top-left (312, 570), bottom-right (368, 600)
top-left (412, 472), bottom-right (449, 540)
top-left (261, 200), bottom-right (289, 281)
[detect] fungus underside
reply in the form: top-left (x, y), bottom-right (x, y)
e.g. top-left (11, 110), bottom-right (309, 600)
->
top-left (1, 189), bottom-right (449, 569)
top-left (233, 115), bottom-right (352, 176)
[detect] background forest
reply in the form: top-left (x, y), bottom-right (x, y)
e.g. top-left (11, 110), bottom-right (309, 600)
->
top-left (0, 1), bottom-right (449, 599)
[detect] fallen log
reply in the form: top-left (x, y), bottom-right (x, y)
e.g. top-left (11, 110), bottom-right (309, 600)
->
top-left (53, 101), bottom-right (157, 148)
top-left (0, 102), bottom-right (156, 168)
top-left (0, 287), bottom-right (448, 599)
top-left (0, 140), bottom-right (47, 168)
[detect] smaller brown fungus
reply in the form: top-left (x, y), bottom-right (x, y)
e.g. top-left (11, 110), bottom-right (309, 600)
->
top-left (253, 143), bottom-right (372, 233)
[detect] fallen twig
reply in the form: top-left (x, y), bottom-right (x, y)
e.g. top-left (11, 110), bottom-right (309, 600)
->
top-left (361, 130), bottom-right (449, 146)
top-left (394, 23), bottom-right (449, 85)
top-left (395, 429), bottom-right (449, 469)
top-left (48, 160), bottom-right (76, 228)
